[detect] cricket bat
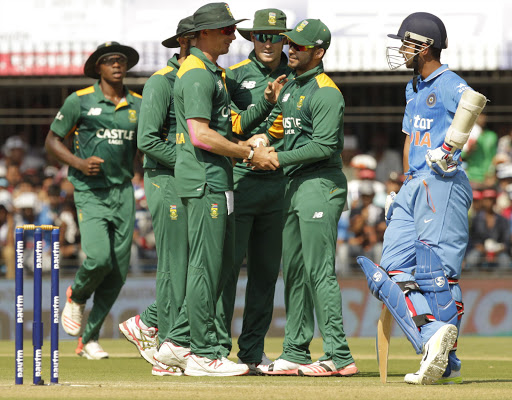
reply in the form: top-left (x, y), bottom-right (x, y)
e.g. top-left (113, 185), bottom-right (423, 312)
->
top-left (376, 305), bottom-right (392, 383)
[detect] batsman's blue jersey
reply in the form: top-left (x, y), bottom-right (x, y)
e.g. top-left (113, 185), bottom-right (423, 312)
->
top-left (402, 64), bottom-right (471, 172)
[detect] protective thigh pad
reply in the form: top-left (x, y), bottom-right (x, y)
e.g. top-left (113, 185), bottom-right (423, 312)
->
top-left (414, 241), bottom-right (458, 326)
top-left (357, 256), bottom-right (423, 354)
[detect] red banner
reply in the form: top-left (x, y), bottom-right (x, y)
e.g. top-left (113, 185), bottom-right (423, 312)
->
top-left (0, 51), bottom-right (89, 76)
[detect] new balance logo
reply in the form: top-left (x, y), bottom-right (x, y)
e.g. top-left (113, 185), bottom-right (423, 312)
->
top-left (55, 111), bottom-right (64, 120)
top-left (312, 212), bottom-right (324, 219)
top-left (282, 93), bottom-right (291, 102)
top-left (87, 108), bottom-right (102, 116)
top-left (241, 80), bottom-right (256, 89)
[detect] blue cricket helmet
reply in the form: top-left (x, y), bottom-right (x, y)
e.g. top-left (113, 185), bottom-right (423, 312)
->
top-left (388, 12), bottom-right (448, 50)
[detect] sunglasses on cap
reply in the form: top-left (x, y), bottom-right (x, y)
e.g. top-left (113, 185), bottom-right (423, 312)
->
top-left (220, 25), bottom-right (237, 36)
top-left (289, 42), bottom-right (316, 52)
top-left (253, 33), bottom-right (284, 44)
top-left (99, 55), bottom-right (128, 66)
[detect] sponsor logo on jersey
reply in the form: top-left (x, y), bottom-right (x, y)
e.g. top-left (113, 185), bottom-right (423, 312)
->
top-left (296, 20), bottom-right (309, 32)
top-left (312, 211), bottom-right (324, 219)
top-left (210, 203), bottom-right (219, 219)
top-left (426, 93), bottom-right (436, 107)
top-left (268, 12), bottom-right (276, 25)
top-left (296, 95), bottom-right (305, 110)
top-left (176, 132), bottom-right (186, 144)
top-left (282, 93), bottom-right (291, 102)
top-left (217, 80), bottom-right (224, 91)
top-left (283, 117), bottom-right (301, 135)
top-left (55, 111), bottom-right (64, 120)
top-left (96, 128), bottom-right (135, 145)
top-left (221, 106), bottom-right (231, 119)
top-left (241, 81), bottom-right (256, 89)
top-left (456, 83), bottom-right (469, 93)
top-left (170, 205), bottom-right (178, 220)
top-left (128, 109), bottom-right (137, 123)
top-left (87, 107), bottom-right (102, 116)
top-left (413, 115), bottom-right (434, 130)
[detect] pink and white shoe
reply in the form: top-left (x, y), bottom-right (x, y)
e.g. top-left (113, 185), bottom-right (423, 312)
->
top-left (263, 358), bottom-right (301, 376)
top-left (119, 315), bottom-right (158, 365)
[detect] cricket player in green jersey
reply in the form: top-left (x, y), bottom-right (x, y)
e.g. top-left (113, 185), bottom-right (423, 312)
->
top-left (215, 8), bottom-right (292, 373)
top-left (248, 20), bottom-right (358, 377)
top-left (45, 42), bottom-right (141, 359)
top-left (151, 2), bottom-right (284, 377)
top-left (118, 17), bottom-right (197, 376)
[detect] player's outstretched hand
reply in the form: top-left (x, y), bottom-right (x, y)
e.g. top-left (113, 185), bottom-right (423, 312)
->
top-left (425, 146), bottom-right (458, 177)
top-left (245, 146), bottom-right (279, 171)
top-left (79, 156), bottom-right (104, 176)
top-left (264, 74), bottom-right (288, 104)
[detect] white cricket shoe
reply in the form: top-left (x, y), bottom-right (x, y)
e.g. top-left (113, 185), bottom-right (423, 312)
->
top-left (61, 286), bottom-right (85, 336)
top-left (184, 354), bottom-right (249, 377)
top-left (153, 341), bottom-right (190, 370)
top-left (263, 358), bottom-right (301, 376)
top-left (435, 369), bottom-right (463, 385)
top-left (151, 365), bottom-right (183, 376)
top-left (119, 315), bottom-right (158, 365)
top-left (76, 337), bottom-right (109, 360)
top-left (238, 352), bottom-right (272, 375)
top-left (404, 324), bottom-right (458, 385)
top-left (298, 360), bottom-right (359, 377)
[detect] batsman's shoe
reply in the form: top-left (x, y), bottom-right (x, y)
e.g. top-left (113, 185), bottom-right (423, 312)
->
top-left (76, 337), bottom-right (109, 360)
top-left (263, 358), bottom-right (301, 376)
top-left (119, 315), bottom-right (158, 365)
top-left (404, 324), bottom-right (458, 385)
top-left (184, 354), bottom-right (249, 377)
top-left (151, 365), bottom-right (183, 376)
top-left (61, 286), bottom-right (85, 336)
top-left (153, 341), bottom-right (190, 370)
top-left (435, 369), bottom-right (463, 385)
top-left (298, 360), bottom-right (359, 377)
top-left (238, 352), bottom-right (272, 375)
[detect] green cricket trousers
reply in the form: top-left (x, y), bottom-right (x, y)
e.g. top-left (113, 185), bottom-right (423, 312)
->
top-left (279, 168), bottom-right (355, 369)
top-left (71, 181), bottom-right (134, 344)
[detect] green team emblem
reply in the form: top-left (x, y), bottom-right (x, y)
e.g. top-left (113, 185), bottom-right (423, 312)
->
top-left (170, 205), bottom-right (178, 220)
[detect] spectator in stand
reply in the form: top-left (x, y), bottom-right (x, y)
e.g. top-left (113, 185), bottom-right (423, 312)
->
top-left (495, 163), bottom-right (512, 215)
top-left (347, 154), bottom-right (386, 209)
top-left (5, 164), bottom-right (22, 193)
top-left (347, 181), bottom-right (386, 265)
top-left (462, 114), bottom-right (497, 186)
top-left (466, 188), bottom-right (511, 270)
top-left (368, 131), bottom-right (403, 183)
top-left (0, 190), bottom-right (15, 278)
top-left (0, 135), bottom-right (45, 173)
top-left (341, 132), bottom-right (360, 182)
top-left (495, 125), bottom-right (512, 165)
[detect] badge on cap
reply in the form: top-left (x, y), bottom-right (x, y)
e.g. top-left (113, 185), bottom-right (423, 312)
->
top-left (269, 12), bottom-right (276, 25)
top-left (296, 20), bottom-right (309, 32)
top-left (225, 4), bottom-right (233, 18)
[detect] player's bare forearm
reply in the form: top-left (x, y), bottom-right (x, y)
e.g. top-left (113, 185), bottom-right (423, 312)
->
top-left (403, 135), bottom-right (411, 173)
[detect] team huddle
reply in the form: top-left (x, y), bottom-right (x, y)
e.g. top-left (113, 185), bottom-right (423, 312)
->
top-left (46, 1), bottom-right (486, 384)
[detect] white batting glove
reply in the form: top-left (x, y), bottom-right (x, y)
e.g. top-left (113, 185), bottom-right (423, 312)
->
top-left (425, 144), bottom-right (458, 178)
top-left (384, 191), bottom-right (396, 226)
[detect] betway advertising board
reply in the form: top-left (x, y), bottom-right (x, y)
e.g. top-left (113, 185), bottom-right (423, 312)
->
top-left (0, 276), bottom-right (510, 341)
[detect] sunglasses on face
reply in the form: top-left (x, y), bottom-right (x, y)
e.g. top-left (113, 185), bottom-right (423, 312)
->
top-left (253, 33), bottom-right (284, 44)
top-left (289, 42), bottom-right (316, 52)
top-left (100, 56), bottom-right (128, 66)
top-left (220, 25), bottom-right (237, 36)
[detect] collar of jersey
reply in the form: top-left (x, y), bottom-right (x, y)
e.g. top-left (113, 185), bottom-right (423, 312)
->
top-left (168, 54), bottom-right (181, 70)
top-left (190, 47), bottom-right (223, 73)
top-left (422, 64), bottom-right (450, 83)
top-left (93, 81), bottom-right (135, 106)
top-left (248, 50), bottom-right (289, 74)
top-left (292, 62), bottom-right (324, 84)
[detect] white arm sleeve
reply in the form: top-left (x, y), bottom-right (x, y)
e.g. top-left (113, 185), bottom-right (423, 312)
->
top-left (445, 90), bottom-right (487, 149)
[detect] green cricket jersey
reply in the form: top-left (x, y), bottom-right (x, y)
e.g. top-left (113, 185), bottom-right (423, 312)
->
top-left (226, 50), bottom-right (291, 176)
top-left (266, 63), bottom-right (344, 177)
top-left (50, 81), bottom-right (142, 190)
top-left (138, 55), bottom-right (181, 170)
top-left (174, 47), bottom-right (272, 197)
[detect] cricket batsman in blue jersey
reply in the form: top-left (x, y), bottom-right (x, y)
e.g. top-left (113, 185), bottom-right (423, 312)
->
top-left (357, 12), bottom-right (487, 385)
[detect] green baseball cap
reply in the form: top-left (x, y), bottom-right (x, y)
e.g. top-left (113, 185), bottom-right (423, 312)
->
top-left (237, 9), bottom-right (287, 41)
top-left (188, 2), bottom-right (247, 32)
top-left (84, 41), bottom-right (139, 79)
top-left (281, 19), bottom-right (331, 50)
top-left (162, 16), bottom-right (195, 48)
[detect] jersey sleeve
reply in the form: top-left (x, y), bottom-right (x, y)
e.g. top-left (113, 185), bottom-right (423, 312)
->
top-left (137, 74), bottom-right (175, 168)
top-left (402, 82), bottom-right (414, 135)
top-left (232, 96), bottom-right (274, 136)
top-left (181, 69), bottom-right (215, 120)
top-left (265, 94), bottom-right (284, 145)
top-left (50, 93), bottom-right (81, 138)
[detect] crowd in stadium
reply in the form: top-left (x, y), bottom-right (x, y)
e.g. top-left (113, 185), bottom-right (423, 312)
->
top-left (2, 115), bottom-right (512, 278)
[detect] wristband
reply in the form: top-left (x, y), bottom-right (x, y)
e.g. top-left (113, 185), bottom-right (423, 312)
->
top-left (247, 148), bottom-right (255, 160)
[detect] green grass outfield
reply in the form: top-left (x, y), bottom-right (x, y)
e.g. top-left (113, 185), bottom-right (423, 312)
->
top-left (0, 337), bottom-right (511, 400)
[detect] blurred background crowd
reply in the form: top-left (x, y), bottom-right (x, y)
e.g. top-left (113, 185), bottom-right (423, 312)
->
top-left (2, 112), bottom-right (512, 279)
